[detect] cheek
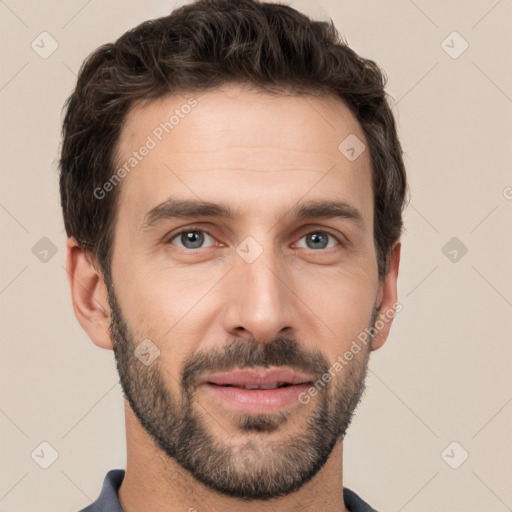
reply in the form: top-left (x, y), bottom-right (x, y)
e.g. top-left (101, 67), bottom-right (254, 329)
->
top-left (114, 247), bottom-right (195, 318)
top-left (112, 263), bottom-right (219, 365)
top-left (300, 267), bottom-right (377, 355)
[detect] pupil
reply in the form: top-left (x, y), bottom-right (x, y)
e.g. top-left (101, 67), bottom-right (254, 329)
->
top-left (307, 232), bottom-right (327, 249)
top-left (182, 231), bottom-right (204, 249)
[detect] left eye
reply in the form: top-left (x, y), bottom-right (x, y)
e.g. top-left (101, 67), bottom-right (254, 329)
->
top-left (295, 231), bottom-right (339, 250)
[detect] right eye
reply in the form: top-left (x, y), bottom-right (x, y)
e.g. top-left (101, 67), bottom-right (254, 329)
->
top-left (168, 229), bottom-right (217, 250)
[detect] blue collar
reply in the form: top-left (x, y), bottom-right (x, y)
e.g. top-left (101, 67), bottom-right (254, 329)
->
top-left (78, 468), bottom-right (378, 512)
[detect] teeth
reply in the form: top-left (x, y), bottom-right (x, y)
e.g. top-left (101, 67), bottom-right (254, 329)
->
top-left (243, 382), bottom-right (287, 390)
top-left (260, 383), bottom-right (279, 389)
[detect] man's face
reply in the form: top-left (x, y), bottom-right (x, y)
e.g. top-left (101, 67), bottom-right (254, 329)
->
top-left (107, 85), bottom-right (382, 499)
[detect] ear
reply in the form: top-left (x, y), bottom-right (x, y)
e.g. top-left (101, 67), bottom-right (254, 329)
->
top-left (65, 237), bottom-right (113, 350)
top-left (370, 241), bottom-right (401, 351)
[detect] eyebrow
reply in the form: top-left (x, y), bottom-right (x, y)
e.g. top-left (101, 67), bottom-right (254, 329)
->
top-left (139, 197), bottom-right (365, 231)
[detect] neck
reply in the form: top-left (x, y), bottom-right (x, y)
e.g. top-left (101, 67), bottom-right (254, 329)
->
top-left (118, 401), bottom-right (349, 512)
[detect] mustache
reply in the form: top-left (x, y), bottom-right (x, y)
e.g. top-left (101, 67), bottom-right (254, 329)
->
top-left (181, 337), bottom-right (330, 391)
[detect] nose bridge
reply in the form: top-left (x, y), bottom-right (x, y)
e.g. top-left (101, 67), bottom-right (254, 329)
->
top-left (223, 236), bottom-right (295, 340)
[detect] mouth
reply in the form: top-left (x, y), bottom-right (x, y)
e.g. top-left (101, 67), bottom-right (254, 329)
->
top-left (201, 366), bottom-right (314, 387)
top-left (210, 382), bottom-right (298, 390)
top-left (199, 367), bottom-right (314, 414)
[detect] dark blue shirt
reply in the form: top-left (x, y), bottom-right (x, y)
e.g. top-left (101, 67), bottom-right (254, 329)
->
top-left (78, 469), bottom-right (379, 512)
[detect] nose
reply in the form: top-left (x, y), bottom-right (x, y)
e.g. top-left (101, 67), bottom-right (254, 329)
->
top-left (221, 243), bottom-right (299, 343)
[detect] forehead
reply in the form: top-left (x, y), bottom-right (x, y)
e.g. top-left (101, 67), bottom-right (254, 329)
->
top-left (113, 85), bottom-right (373, 226)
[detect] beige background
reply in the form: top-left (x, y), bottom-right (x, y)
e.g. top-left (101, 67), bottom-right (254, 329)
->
top-left (1, 1), bottom-right (511, 511)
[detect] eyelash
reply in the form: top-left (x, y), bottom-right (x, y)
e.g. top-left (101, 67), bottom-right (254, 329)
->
top-left (166, 226), bottom-right (343, 251)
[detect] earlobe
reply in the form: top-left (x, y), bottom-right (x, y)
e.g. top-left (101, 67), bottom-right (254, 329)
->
top-left (370, 241), bottom-right (401, 351)
top-left (65, 237), bottom-right (114, 350)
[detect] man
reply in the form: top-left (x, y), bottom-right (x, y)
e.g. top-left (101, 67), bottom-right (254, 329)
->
top-left (60, 0), bottom-right (407, 510)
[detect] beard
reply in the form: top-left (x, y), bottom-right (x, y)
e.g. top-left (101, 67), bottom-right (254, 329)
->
top-left (107, 282), bottom-right (376, 501)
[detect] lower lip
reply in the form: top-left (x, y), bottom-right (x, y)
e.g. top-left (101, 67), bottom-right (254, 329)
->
top-left (202, 383), bottom-right (312, 414)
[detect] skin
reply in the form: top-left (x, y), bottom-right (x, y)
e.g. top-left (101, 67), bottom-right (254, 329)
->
top-left (66, 84), bottom-right (400, 512)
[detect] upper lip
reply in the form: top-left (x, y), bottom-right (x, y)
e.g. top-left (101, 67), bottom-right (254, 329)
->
top-left (200, 367), bottom-right (314, 388)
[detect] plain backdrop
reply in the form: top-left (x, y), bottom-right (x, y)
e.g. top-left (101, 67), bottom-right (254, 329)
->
top-left (1, 1), bottom-right (511, 511)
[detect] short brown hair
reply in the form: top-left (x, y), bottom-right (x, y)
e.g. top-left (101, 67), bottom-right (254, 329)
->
top-left (59, 0), bottom-right (407, 281)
